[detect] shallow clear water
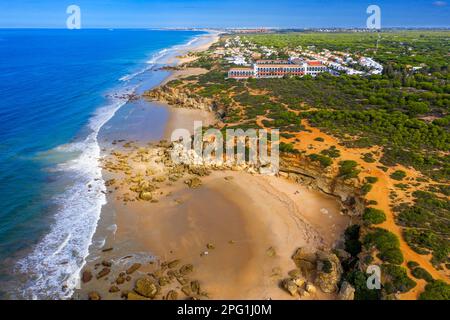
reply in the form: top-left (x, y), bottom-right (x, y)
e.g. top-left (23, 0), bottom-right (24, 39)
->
top-left (0, 28), bottom-right (206, 299)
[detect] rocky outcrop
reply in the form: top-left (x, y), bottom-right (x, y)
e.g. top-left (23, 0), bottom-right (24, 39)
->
top-left (144, 85), bottom-right (214, 112)
top-left (280, 154), bottom-right (365, 216)
top-left (338, 281), bottom-right (355, 300)
top-left (126, 263), bottom-right (142, 275)
top-left (315, 250), bottom-right (342, 294)
top-left (134, 277), bottom-right (159, 299)
top-left (82, 270), bottom-right (92, 283)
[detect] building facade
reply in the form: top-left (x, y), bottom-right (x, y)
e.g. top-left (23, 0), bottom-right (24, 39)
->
top-left (228, 60), bottom-right (328, 79)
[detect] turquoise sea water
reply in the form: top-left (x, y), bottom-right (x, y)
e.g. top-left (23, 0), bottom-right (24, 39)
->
top-left (0, 29), bottom-right (205, 299)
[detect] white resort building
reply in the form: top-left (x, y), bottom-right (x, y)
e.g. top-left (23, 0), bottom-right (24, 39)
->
top-left (228, 59), bottom-right (328, 79)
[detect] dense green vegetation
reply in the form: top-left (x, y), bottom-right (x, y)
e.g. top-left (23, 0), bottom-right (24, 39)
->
top-left (381, 264), bottom-right (416, 294)
top-left (308, 153), bottom-right (333, 167)
top-left (243, 32), bottom-right (449, 72)
top-left (344, 225), bottom-right (362, 257)
top-left (169, 32), bottom-right (449, 297)
top-left (320, 146), bottom-right (340, 158)
top-left (419, 280), bottom-right (450, 300)
top-left (181, 32), bottom-right (450, 181)
top-left (411, 267), bottom-right (434, 283)
top-left (363, 208), bottom-right (387, 225)
top-left (306, 109), bottom-right (449, 180)
top-left (396, 191), bottom-right (450, 267)
top-left (344, 270), bottom-right (381, 300)
top-left (363, 228), bottom-right (404, 265)
top-left (235, 32), bottom-right (450, 181)
top-left (390, 170), bottom-right (407, 181)
top-left (338, 160), bottom-right (360, 180)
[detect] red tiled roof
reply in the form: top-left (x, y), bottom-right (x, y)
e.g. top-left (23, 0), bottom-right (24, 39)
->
top-left (307, 61), bottom-right (323, 66)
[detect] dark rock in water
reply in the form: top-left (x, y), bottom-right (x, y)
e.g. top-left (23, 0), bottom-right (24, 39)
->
top-left (102, 260), bottom-right (112, 267)
top-left (134, 277), bottom-right (159, 299)
top-left (126, 263), bottom-right (142, 275)
top-left (179, 264), bottom-right (194, 275)
top-left (88, 292), bottom-right (101, 300)
top-left (96, 267), bottom-right (111, 279)
top-left (109, 285), bottom-right (120, 293)
top-left (166, 290), bottom-right (178, 300)
top-left (82, 270), bottom-right (93, 283)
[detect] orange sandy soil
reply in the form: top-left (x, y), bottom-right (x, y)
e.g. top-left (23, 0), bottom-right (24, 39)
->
top-left (258, 114), bottom-right (449, 299)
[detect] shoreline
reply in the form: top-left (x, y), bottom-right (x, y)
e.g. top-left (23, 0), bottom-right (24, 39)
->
top-left (74, 31), bottom-right (353, 300)
top-left (72, 31), bottom-right (222, 300)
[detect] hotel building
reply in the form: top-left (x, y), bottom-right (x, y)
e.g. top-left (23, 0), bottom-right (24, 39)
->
top-left (228, 59), bottom-right (328, 79)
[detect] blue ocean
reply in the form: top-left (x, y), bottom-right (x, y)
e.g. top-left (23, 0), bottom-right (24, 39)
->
top-left (0, 29), bottom-right (206, 299)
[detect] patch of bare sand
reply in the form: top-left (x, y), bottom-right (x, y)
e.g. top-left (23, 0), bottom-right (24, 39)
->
top-left (163, 107), bottom-right (217, 140)
top-left (109, 170), bottom-right (349, 300)
top-left (160, 67), bottom-right (209, 86)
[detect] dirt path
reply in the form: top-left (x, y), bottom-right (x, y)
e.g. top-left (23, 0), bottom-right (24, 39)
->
top-left (255, 115), bottom-right (449, 299)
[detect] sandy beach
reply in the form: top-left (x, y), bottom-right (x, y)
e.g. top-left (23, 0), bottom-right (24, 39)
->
top-left (74, 31), bottom-right (351, 301)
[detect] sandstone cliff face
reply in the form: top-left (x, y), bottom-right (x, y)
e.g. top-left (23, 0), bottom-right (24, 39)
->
top-left (144, 86), bottom-right (215, 112)
top-left (280, 154), bottom-right (365, 217)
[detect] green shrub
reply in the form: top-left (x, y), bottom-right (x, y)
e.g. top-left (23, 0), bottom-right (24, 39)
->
top-left (419, 280), bottom-right (450, 300)
top-left (407, 261), bottom-right (419, 269)
top-left (363, 208), bottom-right (387, 225)
top-left (345, 270), bottom-right (381, 300)
top-left (344, 225), bottom-right (362, 257)
top-left (314, 137), bottom-right (325, 142)
top-left (362, 153), bottom-right (376, 163)
top-left (381, 264), bottom-right (416, 294)
top-left (364, 228), bottom-right (403, 265)
top-left (338, 160), bottom-right (360, 180)
top-left (390, 170), bottom-right (407, 181)
top-left (411, 267), bottom-right (434, 282)
top-left (320, 146), bottom-right (341, 158)
top-left (361, 183), bottom-right (373, 195)
top-left (308, 153), bottom-right (333, 168)
top-left (279, 142), bottom-right (298, 154)
top-left (365, 176), bottom-right (379, 184)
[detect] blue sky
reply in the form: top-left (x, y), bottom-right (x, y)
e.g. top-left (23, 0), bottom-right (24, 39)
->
top-left (0, 0), bottom-right (448, 28)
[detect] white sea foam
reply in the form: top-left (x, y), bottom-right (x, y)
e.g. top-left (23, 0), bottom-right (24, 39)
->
top-left (15, 32), bottom-right (211, 300)
top-left (16, 89), bottom-right (131, 299)
top-left (118, 31), bottom-right (210, 83)
top-left (119, 48), bottom-right (170, 82)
